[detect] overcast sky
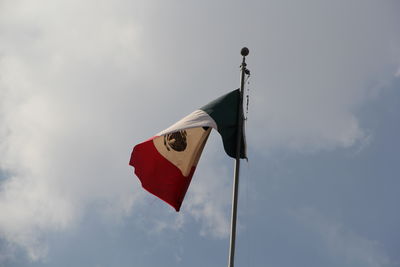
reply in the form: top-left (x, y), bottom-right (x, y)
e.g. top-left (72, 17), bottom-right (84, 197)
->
top-left (1, 0), bottom-right (400, 266)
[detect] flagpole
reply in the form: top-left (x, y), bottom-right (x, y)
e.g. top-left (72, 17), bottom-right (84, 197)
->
top-left (228, 47), bottom-right (249, 267)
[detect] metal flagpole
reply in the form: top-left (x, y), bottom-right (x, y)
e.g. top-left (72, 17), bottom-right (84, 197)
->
top-left (228, 47), bottom-right (249, 267)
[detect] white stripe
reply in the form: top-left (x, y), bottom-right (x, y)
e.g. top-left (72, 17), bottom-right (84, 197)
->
top-left (153, 127), bottom-right (211, 176)
top-left (157, 109), bottom-right (217, 136)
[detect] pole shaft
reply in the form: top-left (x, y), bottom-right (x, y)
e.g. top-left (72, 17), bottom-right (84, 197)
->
top-left (228, 55), bottom-right (247, 267)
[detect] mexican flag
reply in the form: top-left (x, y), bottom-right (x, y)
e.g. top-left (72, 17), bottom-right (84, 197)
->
top-left (129, 89), bottom-right (246, 211)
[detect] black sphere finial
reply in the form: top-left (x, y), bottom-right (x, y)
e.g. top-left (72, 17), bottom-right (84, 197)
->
top-left (241, 47), bottom-right (249, 57)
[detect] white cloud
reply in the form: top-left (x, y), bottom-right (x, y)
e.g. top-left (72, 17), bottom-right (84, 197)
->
top-left (292, 207), bottom-right (391, 267)
top-left (247, 0), bottom-right (400, 153)
top-left (183, 144), bottom-right (232, 238)
top-left (0, 174), bottom-right (74, 260)
top-left (0, 0), bottom-right (399, 261)
top-left (0, 0), bottom-right (145, 259)
top-left (395, 67), bottom-right (400, 77)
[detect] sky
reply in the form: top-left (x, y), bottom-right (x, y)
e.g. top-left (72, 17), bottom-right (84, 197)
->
top-left (0, 0), bottom-right (400, 266)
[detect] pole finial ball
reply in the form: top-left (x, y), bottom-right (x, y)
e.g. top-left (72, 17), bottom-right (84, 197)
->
top-left (241, 47), bottom-right (249, 57)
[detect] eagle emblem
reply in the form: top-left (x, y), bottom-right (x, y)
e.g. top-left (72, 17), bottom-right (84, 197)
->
top-left (164, 130), bottom-right (187, 152)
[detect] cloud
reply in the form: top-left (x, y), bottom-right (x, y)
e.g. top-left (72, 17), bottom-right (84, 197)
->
top-left (183, 142), bottom-right (232, 238)
top-left (0, 0), bottom-right (145, 259)
top-left (0, 0), bottom-right (399, 262)
top-left (292, 207), bottom-right (391, 267)
top-left (395, 67), bottom-right (400, 77)
top-left (247, 0), bottom-right (400, 153)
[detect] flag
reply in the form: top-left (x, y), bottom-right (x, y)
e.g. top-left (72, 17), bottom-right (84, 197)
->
top-left (129, 89), bottom-right (246, 211)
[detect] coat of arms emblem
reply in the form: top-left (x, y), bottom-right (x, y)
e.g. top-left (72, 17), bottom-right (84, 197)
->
top-left (164, 130), bottom-right (187, 152)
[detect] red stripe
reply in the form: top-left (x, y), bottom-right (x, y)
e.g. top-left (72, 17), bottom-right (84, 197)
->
top-left (129, 137), bottom-right (195, 212)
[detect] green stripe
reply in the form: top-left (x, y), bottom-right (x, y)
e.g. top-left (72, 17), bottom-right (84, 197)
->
top-left (200, 89), bottom-right (246, 159)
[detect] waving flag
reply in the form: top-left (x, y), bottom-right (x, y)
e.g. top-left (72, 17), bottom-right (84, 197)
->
top-left (129, 89), bottom-right (246, 211)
